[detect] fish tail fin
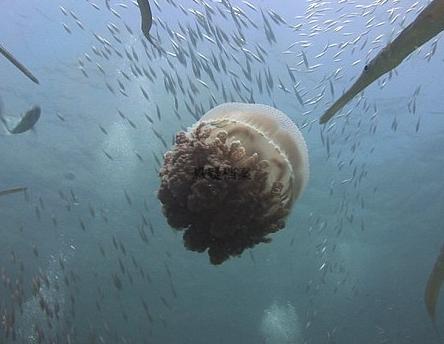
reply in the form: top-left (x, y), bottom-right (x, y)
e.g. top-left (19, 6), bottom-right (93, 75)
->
top-left (147, 36), bottom-right (164, 54)
top-left (0, 115), bottom-right (11, 134)
top-left (431, 320), bottom-right (442, 341)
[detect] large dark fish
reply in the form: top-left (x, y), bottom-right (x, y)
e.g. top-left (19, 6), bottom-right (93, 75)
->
top-left (136, 0), bottom-right (164, 54)
top-left (137, 0), bottom-right (153, 40)
top-left (1, 105), bottom-right (41, 134)
top-left (0, 187), bottom-right (27, 197)
top-left (0, 43), bottom-right (40, 84)
top-left (425, 244), bottom-right (444, 330)
top-left (320, 0), bottom-right (444, 124)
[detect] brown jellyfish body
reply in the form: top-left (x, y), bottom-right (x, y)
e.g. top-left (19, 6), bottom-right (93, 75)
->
top-left (157, 103), bottom-right (309, 265)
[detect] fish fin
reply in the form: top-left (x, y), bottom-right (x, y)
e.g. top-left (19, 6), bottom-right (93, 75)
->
top-left (431, 320), bottom-right (442, 342)
top-left (147, 36), bottom-right (164, 54)
top-left (425, 245), bottom-right (444, 340)
top-left (0, 115), bottom-right (11, 134)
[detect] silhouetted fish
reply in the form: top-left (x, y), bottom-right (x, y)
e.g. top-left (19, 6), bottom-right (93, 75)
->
top-left (425, 244), bottom-right (444, 330)
top-left (1, 106), bottom-right (41, 134)
top-left (320, 0), bottom-right (444, 124)
top-left (137, 0), bottom-right (153, 40)
top-left (0, 43), bottom-right (39, 84)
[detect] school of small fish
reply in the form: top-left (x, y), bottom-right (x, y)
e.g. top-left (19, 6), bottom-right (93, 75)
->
top-left (0, 0), bottom-right (443, 342)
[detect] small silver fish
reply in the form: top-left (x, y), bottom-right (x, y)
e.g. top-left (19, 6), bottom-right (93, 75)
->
top-left (0, 187), bottom-right (27, 197)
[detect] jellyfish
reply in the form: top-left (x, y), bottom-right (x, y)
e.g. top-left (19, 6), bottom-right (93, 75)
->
top-left (157, 103), bottom-right (309, 264)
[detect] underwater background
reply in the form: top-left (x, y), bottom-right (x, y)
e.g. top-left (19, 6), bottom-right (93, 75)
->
top-left (1, 0), bottom-right (443, 343)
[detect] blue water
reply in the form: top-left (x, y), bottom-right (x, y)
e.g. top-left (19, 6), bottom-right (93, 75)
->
top-left (0, 0), bottom-right (443, 343)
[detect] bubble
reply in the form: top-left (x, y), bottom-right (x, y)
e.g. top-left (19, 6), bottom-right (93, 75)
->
top-left (260, 301), bottom-right (302, 344)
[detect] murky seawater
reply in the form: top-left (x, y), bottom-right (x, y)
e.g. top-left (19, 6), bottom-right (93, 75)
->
top-left (1, 0), bottom-right (443, 343)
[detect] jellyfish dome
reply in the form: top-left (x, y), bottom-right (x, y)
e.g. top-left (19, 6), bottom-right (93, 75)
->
top-left (157, 102), bottom-right (309, 264)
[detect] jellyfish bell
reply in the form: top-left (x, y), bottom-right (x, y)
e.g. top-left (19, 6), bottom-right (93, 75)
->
top-left (157, 102), bottom-right (309, 265)
top-left (199, 102), bottom-right (309, 203)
